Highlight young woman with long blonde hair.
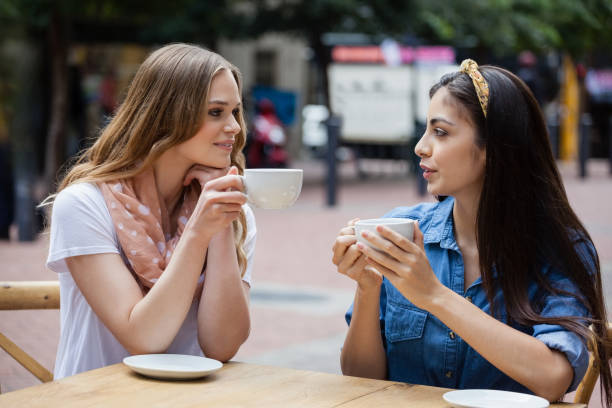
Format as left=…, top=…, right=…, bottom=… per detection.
left=45, top=43, right=256, bottom=378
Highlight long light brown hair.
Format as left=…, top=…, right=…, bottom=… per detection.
left=48, top=43, right=249, bottom=275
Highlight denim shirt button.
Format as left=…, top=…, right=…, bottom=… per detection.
left=449, top=331, right=456, bottom=340
left=445, top=370, right=453, bottom=378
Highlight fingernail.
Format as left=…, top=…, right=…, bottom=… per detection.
left=361, top=231, right=369, bottom=237
left=356, top=243, right=365, bottom=250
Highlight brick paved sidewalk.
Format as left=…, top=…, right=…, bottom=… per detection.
left=1, top=158, right=611, bottom=406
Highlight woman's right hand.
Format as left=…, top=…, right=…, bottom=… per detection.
left=332, top=218, right=383, bottom=290
left=183, top=165, right=246, bottom=243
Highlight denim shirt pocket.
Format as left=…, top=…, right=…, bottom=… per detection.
left=385, top=297, right=428, bottom=342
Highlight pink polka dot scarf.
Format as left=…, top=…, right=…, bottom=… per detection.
left=99, top=168, right=198, bottom=289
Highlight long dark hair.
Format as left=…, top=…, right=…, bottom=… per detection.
left=430, top=66, right=611, bottom=404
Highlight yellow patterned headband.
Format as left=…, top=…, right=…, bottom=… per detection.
left=459, top=59, right=489, bottom=118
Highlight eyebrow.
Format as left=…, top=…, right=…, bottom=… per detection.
left=429, top=117, right=455, bottom=126
left=208, top=100, right=241, bottom=107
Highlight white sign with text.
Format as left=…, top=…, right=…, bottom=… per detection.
left=328, top=64, right=414, bottom=143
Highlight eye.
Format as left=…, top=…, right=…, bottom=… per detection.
left=208, top=109, right=222, bottom=117
left=433, top=127, right=448, bottom=137
left=232, top=108, right=240, bottom=117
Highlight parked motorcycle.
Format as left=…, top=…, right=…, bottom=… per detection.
left=246, top=99, right=288, bottom=168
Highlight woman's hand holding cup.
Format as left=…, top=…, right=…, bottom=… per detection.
left=332, top=218, right=383, bottom=291
left=355, top=221, right=446, bottom=310
left=183, top=165, right=247, bottom=244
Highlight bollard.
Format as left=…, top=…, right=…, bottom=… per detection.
left=7, top=39, right=42, bottom=241
left=608, top=116, right=612, bottom=175
left=546, top=110, right=560, bottom=159
left=15, top=176, right=35, bottom=241
left=547, top=121, right=560, bottom=159
left=412, top=122, right=427, bottom=197
left=416, top=164, right=427, bottom=197
left=325, top=115, right=342, bottom=207
left=579, top=113, right=592, bottom=179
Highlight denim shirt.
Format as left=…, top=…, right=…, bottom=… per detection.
left=345, top=197, right=591, bottom=393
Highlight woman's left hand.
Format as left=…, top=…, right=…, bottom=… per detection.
left=183, top=165, right=231, bottom=190
left=180, top=165, right=246, bottom=244
left=356, top=222, right=447, bottom=310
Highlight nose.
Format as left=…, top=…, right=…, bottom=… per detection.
left=414, top=133, right=431, bottom=158
left=224, top=115, right=241, bottom=135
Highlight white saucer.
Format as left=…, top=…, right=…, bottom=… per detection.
left=123, top=354, right=223, bottom=380
left=442, top=389, right=550, bottom=408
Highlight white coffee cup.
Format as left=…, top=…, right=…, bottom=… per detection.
left=354, top=218, right=415, bottom=250
left=241, top=169, right=303, bottom=209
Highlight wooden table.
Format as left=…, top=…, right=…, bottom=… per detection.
left=0, top=362, right=585, bottom=407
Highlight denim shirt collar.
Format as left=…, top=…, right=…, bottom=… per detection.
left=422, top=197, right=459, bottom=252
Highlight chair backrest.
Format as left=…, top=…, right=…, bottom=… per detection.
left=0, top=281, right=60, bottom=388
left=573, top=323, right=612, bottom=404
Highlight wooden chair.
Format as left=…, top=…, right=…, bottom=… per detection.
left=0, top=281, right=60, bottom=390
left=573, top=323, right=612, bottom=404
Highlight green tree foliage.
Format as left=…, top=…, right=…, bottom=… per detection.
left=414, top=0, right=612, bottom=57
left=0, top=0, right=247, bottom=46
left=243, top=0, right=612, bottom=57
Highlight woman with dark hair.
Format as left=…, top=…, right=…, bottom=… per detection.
left=332, top=59, right=611, bottom=403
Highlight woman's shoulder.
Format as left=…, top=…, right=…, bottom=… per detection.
left=383, top=201, right=443, bottom=222
left=52, top=182, right=108, bottom=220
left=55, top=182, right=103, bottom=205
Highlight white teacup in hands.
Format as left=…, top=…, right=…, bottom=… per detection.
left=241, top=169, right=303, bottom=209
left=354, top=218, right=415, bottom=251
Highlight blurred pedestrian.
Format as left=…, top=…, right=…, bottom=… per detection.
left=42, top=43, right=256, bottom=379
left=99, top=67, right=118, bottom=118
left=517, top=51, right=544, bottom=106
left=332, top=60, right=611, bottom=404
left=246, top=98, right=288, bottom=168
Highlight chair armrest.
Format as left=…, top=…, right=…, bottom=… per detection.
left=0, top=281, right=60, bottom=310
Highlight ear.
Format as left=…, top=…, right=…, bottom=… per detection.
left=473, top=142, right=486, bottom=173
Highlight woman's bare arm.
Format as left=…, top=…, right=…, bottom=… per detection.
left=67, top=228, right=210, bottom=354
left=197, top=226, right=250, bottom=362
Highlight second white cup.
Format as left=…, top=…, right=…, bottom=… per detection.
left=355, top=218, right=415, bottom=251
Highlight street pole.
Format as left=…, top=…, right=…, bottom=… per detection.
left=547, top=112, right=560, bottom=159
left=413, top=121, right=427, bottom=196
left=608, top=116, right=612, bottom=175
left=6, top=39, right=42, bottom=241
left=579, top=113, right=592, bottom=179
left=325, top=115, right=341, bottom=207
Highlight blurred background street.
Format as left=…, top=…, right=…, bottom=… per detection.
left=1, top=0, right=612, bottom=406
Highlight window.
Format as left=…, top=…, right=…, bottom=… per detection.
left=255, top=50, right=277, bottom=87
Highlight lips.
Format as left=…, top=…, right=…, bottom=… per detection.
left=214, top=140, right=235, bottom=150
left=420, top=163, right=436, bottom=179
left=420, top=163, right=436, bottom=172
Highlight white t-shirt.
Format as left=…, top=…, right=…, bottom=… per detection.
left=46, top=182, right=257, bottom=379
